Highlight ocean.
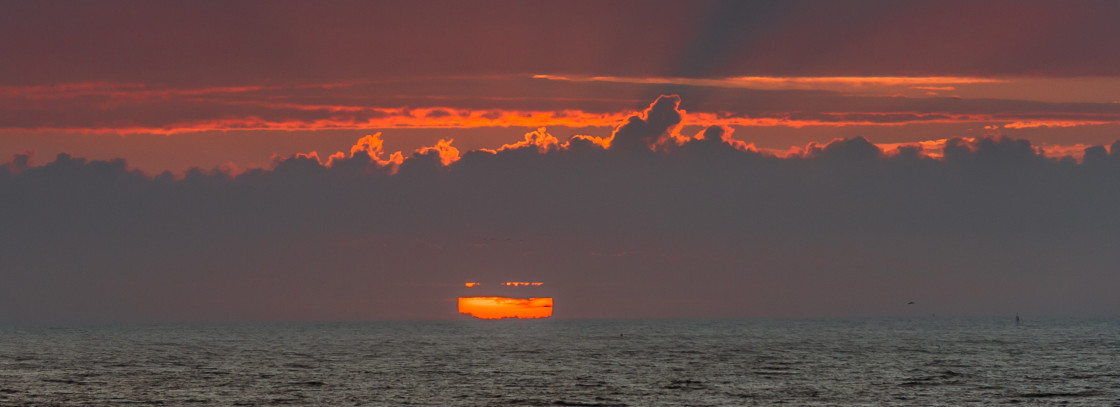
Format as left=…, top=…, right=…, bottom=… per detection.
left=1, top=317, right=1117, bottom=406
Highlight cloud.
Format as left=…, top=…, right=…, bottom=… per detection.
left=9, top=77, right=1120, bottom=144
left=606, top=95, right=684, bottom=152
left=3, top=96, right=1120, bottom=322
left=533, top=74, right=1003, bottom=91
left=1003, top=121, right=1109, bottom=129
left=414, top=139, right=461, bottom=167
left=488, top=128, right=561, bottom=154
left=2, top=151, right=32, bottom=174
left=329, top=133, right=404, bottom=172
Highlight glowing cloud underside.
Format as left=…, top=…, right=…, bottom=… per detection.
left=501, top=282, right=543, bottom=286
left=458, top=297, right=553, bottom=319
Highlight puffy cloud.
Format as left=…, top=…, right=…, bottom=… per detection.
left=330, top=133, right=405, bottom=172
left=415, top=139, right=461, bottom=167
left=2, top=151, right=32, bottom=174
left=606, top=95, right=683, bottom=152
left=490, top=128, right=561, bottom=154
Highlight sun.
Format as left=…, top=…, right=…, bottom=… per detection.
left=458, top=281, right=553, bottom=319
left=457, top=297, right=553, bottom=319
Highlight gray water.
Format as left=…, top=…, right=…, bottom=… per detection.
left=1, top=317, right=1118, bottom=406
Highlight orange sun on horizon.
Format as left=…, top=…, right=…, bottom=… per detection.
left=457, top=297, right=554, bottom=319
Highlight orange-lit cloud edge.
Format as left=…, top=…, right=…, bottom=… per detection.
left=531, top=74, right=1007, bottom=89
left=262, top=96, right=1112, bottom=175
left=5, top=86, right=1116, bottom=173
left=501, top=282, right=544, bottom=286
left=6, top=76, right=1120, bottom=136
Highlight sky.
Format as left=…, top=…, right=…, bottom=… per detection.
left=2, top=0, right=1120, bottom=322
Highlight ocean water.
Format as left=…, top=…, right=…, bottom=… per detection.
left=1, top=317, right=1117, bottom=406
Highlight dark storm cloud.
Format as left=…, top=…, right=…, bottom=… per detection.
left=3, top=96, right=1120, bottom=322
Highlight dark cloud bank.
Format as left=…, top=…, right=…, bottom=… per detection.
left=3, top=96, right=1119, bottom=323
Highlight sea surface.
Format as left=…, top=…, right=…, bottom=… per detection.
left=1, top=317, right=1118, bottom=406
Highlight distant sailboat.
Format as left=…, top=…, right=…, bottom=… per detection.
left=1015, top=313, right=1021, bottom=325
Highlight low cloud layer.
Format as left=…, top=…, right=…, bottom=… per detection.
left=7, top=75, right=1120, bottom=176
left=6, top=77, right=1120, bottom=134
left=3, top=96, right=1119, bottom=322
